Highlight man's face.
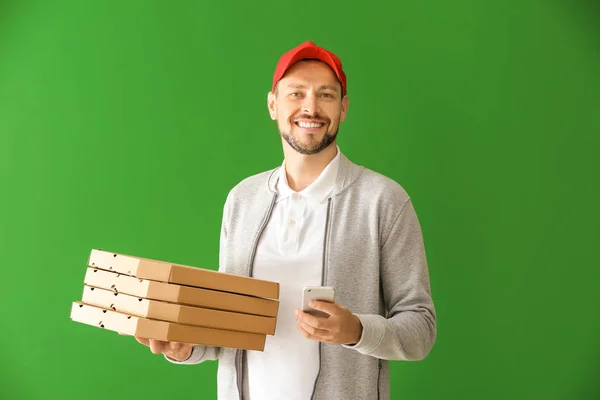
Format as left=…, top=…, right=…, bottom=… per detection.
left=268, top=60, right=349, bottom=155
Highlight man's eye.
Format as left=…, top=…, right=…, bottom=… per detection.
left=321, top=93, right=333, bottom=98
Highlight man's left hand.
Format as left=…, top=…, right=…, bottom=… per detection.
left=295, top=301, right=363, bottom=345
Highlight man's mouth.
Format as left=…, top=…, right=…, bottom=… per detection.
left=294, top=120, right=326, bottom=129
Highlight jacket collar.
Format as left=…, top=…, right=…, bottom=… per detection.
left=276, top=148, right=341, bottom=204
left=267, top=147, right=364, bottom=199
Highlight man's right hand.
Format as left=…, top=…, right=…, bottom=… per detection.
left=133, top=336, right=194, bottom=362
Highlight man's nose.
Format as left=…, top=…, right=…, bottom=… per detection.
left=301, top=95, right=319, bottom=115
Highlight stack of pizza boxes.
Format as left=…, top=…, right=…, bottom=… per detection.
left=70, top=249, right=279, bottom=351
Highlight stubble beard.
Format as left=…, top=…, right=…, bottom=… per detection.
left=279, top=125, right=338, bottom=155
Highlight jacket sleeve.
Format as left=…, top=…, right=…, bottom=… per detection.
left=343, top=198, right=437, bottom=361
left=165, top=191, right=233, bottom=365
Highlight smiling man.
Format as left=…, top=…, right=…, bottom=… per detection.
left=135, top=41, right=437, bottom=400
left=270, top=55, right=347, bottom=159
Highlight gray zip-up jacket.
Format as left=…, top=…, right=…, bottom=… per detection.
left=168, top=153, right=437, bottom=399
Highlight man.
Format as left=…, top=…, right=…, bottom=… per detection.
left=133, top=41, right=437, bottom=399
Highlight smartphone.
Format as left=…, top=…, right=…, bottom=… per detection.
left=301, top=286, right=335, bottom=318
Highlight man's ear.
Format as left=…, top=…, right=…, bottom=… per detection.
left=340, top=95, right=349, bottom=123
left=267, top=91, right=277, bottom=120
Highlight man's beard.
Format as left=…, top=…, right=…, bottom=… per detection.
left=279, top=126, right=338, bottom=155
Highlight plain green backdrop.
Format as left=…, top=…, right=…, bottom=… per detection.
left=0, top=0, right=598, bottom=399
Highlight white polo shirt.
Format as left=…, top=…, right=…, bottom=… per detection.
left=244, top=148, right=341, bottom=400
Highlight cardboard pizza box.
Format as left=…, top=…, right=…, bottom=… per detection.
left=70, top=302, right=266, bottom=351
left=81, top=285, right=276, bottom=335
left=88, top=249, right=279, bottom=300
left=83, top=267, right=279, bottom=318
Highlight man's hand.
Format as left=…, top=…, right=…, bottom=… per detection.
left=132, top=336, right=194, bottom=362
left=295, top=301, right=363, bottom=345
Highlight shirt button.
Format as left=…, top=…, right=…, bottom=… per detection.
left=293, top=194, right=301, bottom=200
left=290, top=219, right=296, bottom=225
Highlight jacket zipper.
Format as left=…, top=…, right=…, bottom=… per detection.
left=236, top=192, right=277, bottom=399
left=310, top=197, right=333, bottom=400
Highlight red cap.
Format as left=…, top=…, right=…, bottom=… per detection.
left=272, top=41, right=347, bottom=96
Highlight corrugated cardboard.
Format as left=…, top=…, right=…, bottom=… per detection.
left=70, top=302, right=266, bottom=351
left=88, top=249, right=279, bottom=300
left=83, top=267, right=279, bottom=318
left=81, top=285, right=276, bottom=335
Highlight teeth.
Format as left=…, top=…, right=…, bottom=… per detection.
left=297, top=122, right=323, bottom=128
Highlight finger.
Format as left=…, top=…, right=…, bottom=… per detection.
left=295, top=309, right=330, bottom=331
left=148, top=339, right=167, bottom=354
left=171, top=341, right=194, bottom=352
left=297, top=322, right=317, bottom=340
left=168, top=341, right=186, bottom=353
left=168, top=342, right=195, bottom=361
left=134, top=336, right=150, bottom=347
left=297, top=323, right=333, bottom=343
left=309, top=300, right=340, bottom=316
left=297, top=319, right=329, bottom=338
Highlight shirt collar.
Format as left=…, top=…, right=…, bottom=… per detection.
left=276, top=146, right=342, bottom=205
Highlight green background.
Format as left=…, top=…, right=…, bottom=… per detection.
left=1, top=0, right=598, bottom=399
